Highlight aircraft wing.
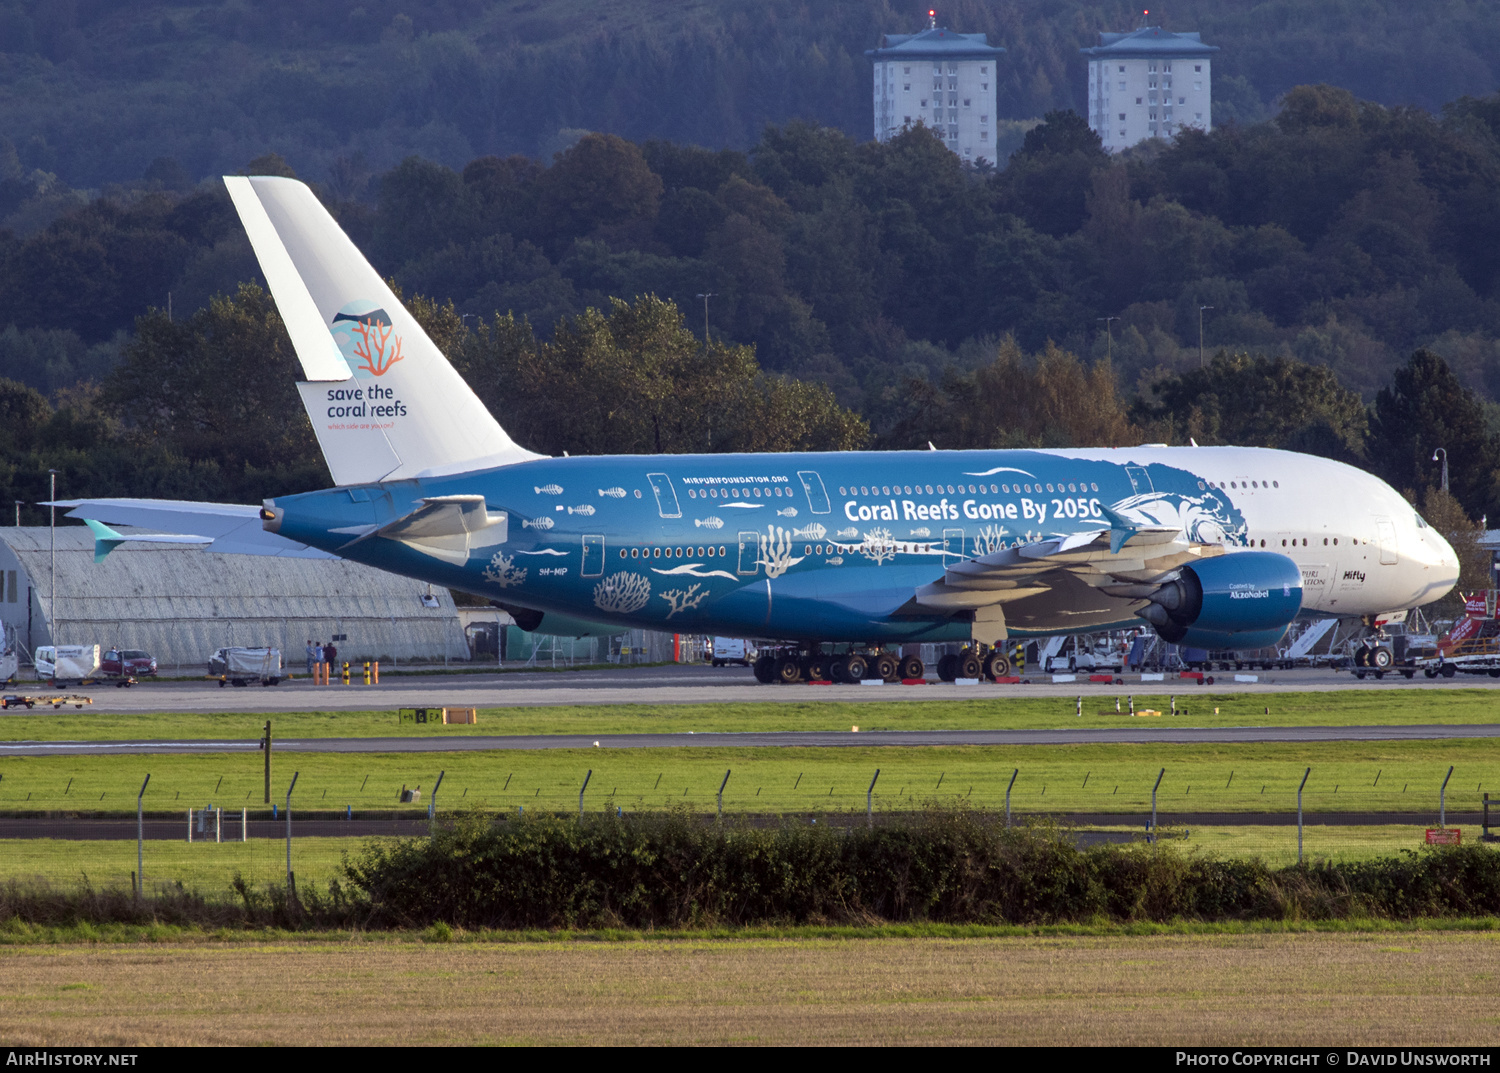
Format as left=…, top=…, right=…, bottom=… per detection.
left=911, top=508, right=1218, bottom=614
left=49, top=499, right=335, bottom=559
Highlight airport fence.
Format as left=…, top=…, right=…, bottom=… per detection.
left=0, top=761, right=1496, bottom=896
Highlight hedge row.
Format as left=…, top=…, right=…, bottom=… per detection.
left=340, top=810, right=1500, bottom=929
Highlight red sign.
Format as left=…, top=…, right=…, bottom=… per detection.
left=1464, top=595, right=1488, bottom=617
left=1425, top=828, right=1461, bottom=845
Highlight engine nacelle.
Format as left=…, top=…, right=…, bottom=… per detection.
left=1137, top=551, right=1303, bottom=651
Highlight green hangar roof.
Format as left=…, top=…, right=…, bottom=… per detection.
left=865, top=27, right=1005, bottom=62
left=1080, top=27, right=1219, bottom=59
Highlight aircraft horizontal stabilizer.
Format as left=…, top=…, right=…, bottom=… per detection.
left=51, top=500, right=335, bottom=559
left=341, top=495, right=508, bottom=566
left=83, top=518, right=212, bottom=563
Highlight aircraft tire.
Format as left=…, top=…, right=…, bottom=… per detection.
left=936, top=654, right=957, bottom=682
left=983, top=653, right=1011, bottom=679
left=898, top=655, right=925, bottom=680
left=843, top=654, right=868, bottom=682
left=775, top=656, right=803, bottom=684
left=957, top=653, right=982, bottom=680
left=752, top=656, right=776, bottom=684
left=804, top=655, right=830, bottom=682
left=871, top=653, right=899, bottom=681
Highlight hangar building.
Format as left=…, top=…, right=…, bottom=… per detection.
left=0, top=527, right=469, bottom=670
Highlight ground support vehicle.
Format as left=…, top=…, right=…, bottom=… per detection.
left=2, top=693, right=93, bottom=710
left=1415, top=637, right=1500, bottom=680
left=34, top=645, right=101, bottom=688
left=209, top=647, right=283, bottom=687
left=710, top=638, right=757, bottom=668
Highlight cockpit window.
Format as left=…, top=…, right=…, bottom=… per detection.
left=1415, top=512, right=1429, bottom=529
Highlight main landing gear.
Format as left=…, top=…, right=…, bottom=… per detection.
left=751, top=645, right=924, bottom=684
left=935, top=644, right=1013, bottom=682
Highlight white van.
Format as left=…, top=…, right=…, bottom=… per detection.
left=35, top=644, right=101, bottom=686
left=711, top=638, right=757, bottom=668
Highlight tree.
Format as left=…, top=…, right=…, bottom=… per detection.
left=455, top=295, right=866, bottom=456
left=106, top=283, right=328, bottom=500
left=1133, top=353, right=1368, bottom=461
left=884, top=339, right=1136, bottom=450
left=1368, top=349, right=1499, bottom=519
left=535, top=134, right=662, bottom=250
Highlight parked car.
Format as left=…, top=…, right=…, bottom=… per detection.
left=101, top=648, right=157, bottom=679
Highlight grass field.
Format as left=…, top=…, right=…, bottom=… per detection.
left=3, top=932, right=1499, bottom=1045
left=0, top=837, right=373, bottom=896
left=3, top=687, right=1500, bottom=742
left=2, top=738, right=1495, bottom=816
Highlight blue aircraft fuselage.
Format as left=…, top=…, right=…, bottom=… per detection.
left=267, top=446, right=1273, bottom=644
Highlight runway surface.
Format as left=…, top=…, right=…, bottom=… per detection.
left=6, top=723, right=1500, bottom=756
left=5, top=662, right=1499, bottom=714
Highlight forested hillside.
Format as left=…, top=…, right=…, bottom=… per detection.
left=6, top=81, right=1500, bottom=556
left=1, top=0, right=1497, bottom=192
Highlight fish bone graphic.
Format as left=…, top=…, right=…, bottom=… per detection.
left=695, top=517, right=725, bottom=530
left=533, top=484, right=563, bottom=495
left=522, top=516, right=555, bottom=530
left=598, top=487, right=627, bottom=498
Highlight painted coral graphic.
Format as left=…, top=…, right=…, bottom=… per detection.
left=481, top=551, right=526, bottom=588
left=594, top=572, right=651, bottom=614
left=859, top=528, right=896, bottom=565
left=971, top=524, right=1008, bottom=556
left=660, top=583, right=708, bottom=618
left=758, top=526, right=802, bottom=578
left=350, top=317, right=404, bottom=376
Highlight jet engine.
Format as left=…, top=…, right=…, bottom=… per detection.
left=1135, top=551, right=1303, bottom=651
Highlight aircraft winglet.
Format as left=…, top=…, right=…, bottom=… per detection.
left=82, top=518, right=214, bottom=563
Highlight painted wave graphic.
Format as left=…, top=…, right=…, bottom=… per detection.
left=962, top=466, right=1036, bottom=478
left=651, top=563, right=738, bottom=580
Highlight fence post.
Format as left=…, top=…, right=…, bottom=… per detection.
left=136, top=774, right=150, bottom=899
left=428, top=770, right=445, bottom=829
left=579, top=769, right=592, bottom=818
left=285, top=771, right=299, bottom=895
left=867, top=769, right=880, bottom=827
left=186, top=808, right=192, bottom=843
left=241, top=807, right=246, bottom=843
left=215, top=804, right=221, bottom=844
left=1005, top=768, right=1018, bottom=828
left=1150, top=768, right=1165, bottom=841
left=262, top=720, right=272, bottom=804
left=1297, top=767, right=1311, bottom=863
left=1440, top=764, right=1454, bottom=828
left=717, top=769, right=731, bottom=821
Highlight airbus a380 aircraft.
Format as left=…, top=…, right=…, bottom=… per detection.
left=59, top=177, right=1460, bottom=683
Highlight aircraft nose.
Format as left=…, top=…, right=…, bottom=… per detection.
left=1425, top=529, right=1462, bottom=602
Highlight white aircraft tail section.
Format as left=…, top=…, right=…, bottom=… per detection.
left=223, top=175, right=541, bottom=485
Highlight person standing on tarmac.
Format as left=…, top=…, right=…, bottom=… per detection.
left=305, top=640, right=317, bottom=675
left=324, top=640, right=338, bottom=674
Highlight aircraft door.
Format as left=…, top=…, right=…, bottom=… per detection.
left=1124, top=465, right=1154, bottom=495
left=943, top=527, right=965, bottom=563
left=737, top=531, right=761, bottom=576
left=1375, top=519, right=1398, bottom=565
left=581, top=535, right=604, bottom=577
left=647, top=473, right=681, bottom=518
left=797, top=471, right=831, bottom=514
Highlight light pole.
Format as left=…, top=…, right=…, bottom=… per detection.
left=1432, top=448, right=1449, bottom=495
left=1097, top=315, right=1118, bottom=361
left=13, top=501, right=19, bottom=526
left=1198, top=306, right=1214, bottom=369
left=695, top=292, right=717, bottom=344
left=48, top=469, right=57, bottom=648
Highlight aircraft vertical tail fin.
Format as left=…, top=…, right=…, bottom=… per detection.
left=223, top=175, right=542, bottom=485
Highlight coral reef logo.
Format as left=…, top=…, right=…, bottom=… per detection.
left=331, top=301, right=404, bottom=377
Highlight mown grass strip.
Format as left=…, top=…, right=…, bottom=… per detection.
left=3, top=687, right=1499, bottom=742
left=3, top=737, right=1497, bottom=815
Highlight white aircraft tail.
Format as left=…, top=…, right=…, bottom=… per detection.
left=223, top=175, right=541, bottom=485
